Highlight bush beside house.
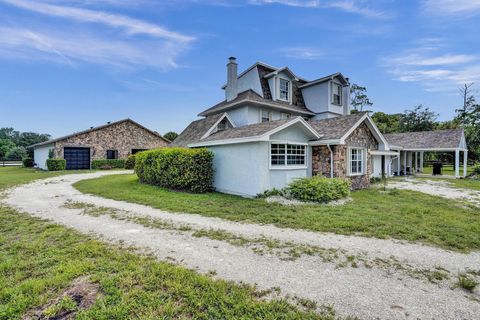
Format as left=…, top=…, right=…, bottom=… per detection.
left=22, top=157, right=34, bottom=167
left=46, top=159, right=66, bottom=171
left=125, top=154, right=136, bottom=169
left=287, top=176, right=351, bottom=203
left=135, top=147, right=214, bottom=193
left=92, top=159, right=126, bottom=170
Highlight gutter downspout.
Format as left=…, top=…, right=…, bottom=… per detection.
left=327, top=144, right=334, bottom=178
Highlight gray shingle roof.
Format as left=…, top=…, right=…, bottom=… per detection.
left=308, top=112, right=367, bottom=140
left=30, top=118, right=169, bottom=148
left=384, top=129, right=464, bottom=150
left=170, top=113, right=225, bottom=147
left=198, top=90, right=315, bottom=117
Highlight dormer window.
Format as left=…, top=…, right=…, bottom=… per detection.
left=261, top=110, right=271, bottom=123
left=216, top=118, right=231, bottom=131
left=279, top=78, right=290, bottom=101
left=331, top=82, right=343, bottom=105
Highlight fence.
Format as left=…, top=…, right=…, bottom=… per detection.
left=0, top=159, right=23, bottom=167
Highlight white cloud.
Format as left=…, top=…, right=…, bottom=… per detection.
left=1, top=0, right=194, bottom=42
left=248, top=0, right=389, bottom=19
left=383, top=40, right=480, bottom=92
left=280, top=46, right=323, bottom=60
left=0, top=26, right=187, bottom=70
left=423, top=0, right=480, bottom=16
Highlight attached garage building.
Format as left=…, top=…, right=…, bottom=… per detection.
left=31, top=119, right=169, bottom=170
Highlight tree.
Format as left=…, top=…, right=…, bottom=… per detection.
left=0, top=128, right=19, bottom=142
left=398, top=105, right=438, bottom=132
left=350, top=84, right=373, bottom=112
left=5, top=146, right=27, bottom=161
left=163, top=131, right=178, bottom=142
left=0, top=139, right=15, bottom=159
left=456, top=83, right=475, bottom=126
left=16, top=132, right=50, bottom=148
left=371, top=112, right=401, bottom=134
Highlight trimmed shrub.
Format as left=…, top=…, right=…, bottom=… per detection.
left=287, top=176, right=351, bottom=203
left=472, top=163, right=480, bottom=175
left=92, top=159, right=126, bottom=170
left=22, top=157, right=34, bottom=168
left=135, top=147, right=214, bottom=193
left=125, top=154, right=136, bottom=169
left=47, top=159, right=66, bottom=171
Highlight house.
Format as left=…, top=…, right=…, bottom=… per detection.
left=31, top=119, right=169, bottom=170
left=172, top=57, right=468, bottom=197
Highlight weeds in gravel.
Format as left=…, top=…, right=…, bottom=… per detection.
left=63, top=201, right=458, bottom=286
left=457, top=274, right=478, bottom=292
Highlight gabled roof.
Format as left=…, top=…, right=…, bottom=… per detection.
left=299, top=72, right=349, bottom=89
left=384, top=129, right=466, bottom=150
left=221, top=62, right=278, bottom=89
left=264, top=67, right=304, bottom=81
left=189, top=117, right=321, bottom=147
left=198, top=90, right=315, bottom=117
left=30, top=119, right=169, bottom=148
left=308, top=112, right=388, bottom=148
left=171, top=113, right=225, bottom=147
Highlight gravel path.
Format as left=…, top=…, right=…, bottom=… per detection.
left=3, top=171, right=480, bottom=320
left=388, top=177, right=480, bottom=206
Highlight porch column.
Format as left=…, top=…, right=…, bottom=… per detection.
left=397, top=152, right=401, bottom=176
left=409, top=151, right=413, bottom=174
left=464, top=150, right=468, bottom=178
left=420, top=151, right=424, bottom=173
left=455, top=149, right=460, bottom=178
left=403, top=151, right=407, bottom=175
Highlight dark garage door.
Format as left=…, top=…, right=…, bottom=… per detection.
left=64, top=147, right=90, bottom=170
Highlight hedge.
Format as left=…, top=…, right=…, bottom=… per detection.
left=135, top=147, right=214, bottom=193
left=46, top=159, right=66, bottom=171
left=287, top=176, right=351, bottom=203
left=92, top=159, right=126, bottom=170
left=125, top=154, right=136, bottom=169
left=22, top=157, right=34, bottom=168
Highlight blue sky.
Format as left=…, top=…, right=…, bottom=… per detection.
left=1, top=0, right=479, bottom=137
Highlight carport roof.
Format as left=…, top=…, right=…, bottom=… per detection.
left=29, top=118, right=169, bottom=148
left=384, top=129, right=466, bottom=150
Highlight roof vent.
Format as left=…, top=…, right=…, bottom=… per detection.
left=107, top=121, right=111, bottom=124
left=90, top=126, right=94, bottom=129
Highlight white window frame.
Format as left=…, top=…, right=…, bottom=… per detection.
left=331, top=82, right=343, bottom=106
left=278, top=78, right=290, bottom=102
left=348, top=147, right=366, bottom=176
left=260, top=109, right=271, bottom=123
left=269, top=142, right=308, bottom=170
left=280, top=112, right=291, bottom=120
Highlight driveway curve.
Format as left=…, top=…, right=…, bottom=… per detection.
left=3, top=171, right=480, bottom=320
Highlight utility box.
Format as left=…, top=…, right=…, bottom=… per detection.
left=432, top=162, right=443, bottom=175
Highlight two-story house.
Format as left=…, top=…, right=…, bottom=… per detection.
left=172, top=58, right=468, bottom=196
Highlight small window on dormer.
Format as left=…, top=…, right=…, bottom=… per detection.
left=279, top=78, right=290, bottom=101
left=280, top=112, right=291, bottom=120
left=217, top=118, right=231, bottom=131
left=332, top=82, right=343, bottom=105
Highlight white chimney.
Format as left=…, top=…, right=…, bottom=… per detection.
left=226, top=57, right=238, bottom=102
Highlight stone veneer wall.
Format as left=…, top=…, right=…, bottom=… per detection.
left=53, top=121, right=168, bottom=160
left=312, top=122, right=378, bottom=190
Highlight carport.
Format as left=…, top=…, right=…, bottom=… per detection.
left=384, top=129, right=468, bottom=178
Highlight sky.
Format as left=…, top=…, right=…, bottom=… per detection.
left=1, top=0, right=479, bottom=137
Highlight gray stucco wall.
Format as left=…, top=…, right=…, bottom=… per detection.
left=34, top=143, right=54, bottom=170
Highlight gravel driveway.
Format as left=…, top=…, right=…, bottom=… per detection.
left=3, top=171, right=480, bottom=320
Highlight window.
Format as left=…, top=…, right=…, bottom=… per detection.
left=106, top=149, right=118, bottom=159
left=280, top=112, right=291, bottom=120
left=349, top=148, right=364, bottom=175
left=271, top=143, right=306, bottom=167
left=279, top=78, right=290, bottom=101
left=331, top=82, right=343, bottom=105
left=261, top=110, right=271, bottom=123
left=216, top=118, right=231, bottom=131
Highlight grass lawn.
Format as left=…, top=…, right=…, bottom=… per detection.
left=75, top=174, right=480, bottom=252
left=0, top=169, right=327, bottom=319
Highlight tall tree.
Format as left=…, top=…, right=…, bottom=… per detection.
left=371, top=112, right=401, bottom=134
left=350, top=84, right=373, bottom=112
left=163, top=131, right=179, bottom=142
left=456, top=83, right=475, bottom=126
left=398, top=105, right=438, bottom=132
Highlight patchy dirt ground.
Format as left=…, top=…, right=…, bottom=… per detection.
left=388, top=177, right=480, bottom=207
left=4, top=172, right=480, bottom=320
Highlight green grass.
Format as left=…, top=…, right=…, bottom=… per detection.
left=0, top=167, right=95, bottom=191
left=421, top=165, right=475, bottom=176
left=0, top=165, right=333, bottom=319
left=74, top=174, right=480, bottom=252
